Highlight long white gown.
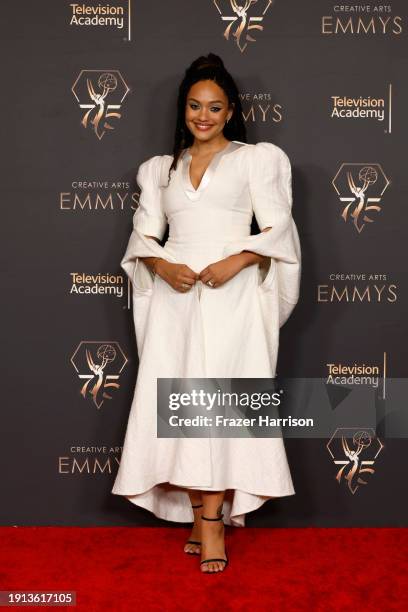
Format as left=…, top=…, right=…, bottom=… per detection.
left=111, top=140, right=301, bottom=527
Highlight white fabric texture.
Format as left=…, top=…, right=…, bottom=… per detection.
left=111, top=140, right=301, bottom=526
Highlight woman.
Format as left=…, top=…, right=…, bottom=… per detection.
left=112, top=54, right=301, bottom=574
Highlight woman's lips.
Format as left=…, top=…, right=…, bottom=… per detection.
left=194, top=123, right=213, bottom=131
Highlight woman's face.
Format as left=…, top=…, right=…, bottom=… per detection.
left=185, top=79, right=233, bottom=143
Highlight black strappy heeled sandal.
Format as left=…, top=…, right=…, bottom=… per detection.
left=200, top=514, right=229, bottom=572
left=184, top=503, right=203, bottom=555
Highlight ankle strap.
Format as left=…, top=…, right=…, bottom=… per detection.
left=201, top=514, right=224, bottom=521
left=191, top=503, right=203, bottom=509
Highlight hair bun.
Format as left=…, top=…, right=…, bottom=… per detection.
left=188, top=53, right=225, bottom=74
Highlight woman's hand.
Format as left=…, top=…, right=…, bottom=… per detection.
left=155, top=259, right=199, bottom=293
left=199, top=252, right=268, bottom=288
left=199, top=228, right=272, bottom=288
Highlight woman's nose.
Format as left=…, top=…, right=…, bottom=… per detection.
left=197, top=109, right=209, bottom=121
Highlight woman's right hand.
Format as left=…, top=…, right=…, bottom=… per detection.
left=156, top=259, right=199, bottom=293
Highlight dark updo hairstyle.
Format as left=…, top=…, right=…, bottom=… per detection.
left=167, top=53, right=247, bottom=183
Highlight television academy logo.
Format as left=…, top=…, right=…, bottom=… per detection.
left=213, top=0, right=274, bottom=53
left=69, top=272, right=125, bottom=300
left=326, top=427, right=384, bottom=494
left=69, top=1, right=131, bottom=40
left=325, top=361, right=381, bottom=390
left=72, top=70, right=130, bottom=140
left=71, top=342, right=128, bottom=409
left=332, top=163, right=390, bottom=233
left=329, top=85, right=392, bottom=134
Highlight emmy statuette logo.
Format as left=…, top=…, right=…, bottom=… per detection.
left=71, top=341, right=128, bottom=409
left=72, top=70, right=130, bottom=140
left=326, top=428, right=384, bottom=494
left=213, top=0, right=274, bottom=53
left=332, top=163, right=390, bottom=233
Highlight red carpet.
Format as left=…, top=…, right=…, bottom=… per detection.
left=0, top=527, right=407, bottom=611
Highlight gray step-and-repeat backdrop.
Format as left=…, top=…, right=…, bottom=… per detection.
left=1, top=1, right=407, bottom=527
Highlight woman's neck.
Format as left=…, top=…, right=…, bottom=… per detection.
left=188, top=136, right=231, bottom=157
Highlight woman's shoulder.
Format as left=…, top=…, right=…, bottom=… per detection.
left=136, top=153, right=173, bottom=184
left=238, top=141, right=290, bottom=166
left=138, top=153, right=172, bottom=171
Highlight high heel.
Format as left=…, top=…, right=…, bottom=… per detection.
left=200, top=514, right=228, bottom=572
left=184, top=503, right=203, bottom=555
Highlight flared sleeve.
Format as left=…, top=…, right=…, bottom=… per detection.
left=120, top=155, right=178, bottom=291
left=222, top=142, right=301, bottom=327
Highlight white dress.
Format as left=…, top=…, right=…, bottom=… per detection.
left=111, top=140, right=301, bottom=527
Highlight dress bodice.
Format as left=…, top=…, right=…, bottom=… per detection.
left=160, top=140, right=252, bottom=243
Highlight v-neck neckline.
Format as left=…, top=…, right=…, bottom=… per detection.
left=186, top=140, right=233, bottom=192
left=180, top=140, right=240, bottom=201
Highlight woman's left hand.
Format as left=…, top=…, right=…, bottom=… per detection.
left=199, top=254, right=253, bottom=288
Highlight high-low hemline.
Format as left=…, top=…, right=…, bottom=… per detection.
left=112, top=478, right=296, bottom=527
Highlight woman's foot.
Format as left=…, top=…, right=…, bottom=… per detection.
left=184, top=504, right=202, bottom=554
left=200, top=515, right=227, bottom=573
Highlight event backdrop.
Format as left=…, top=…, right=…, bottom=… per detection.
left=1, top=0, right=407, bottom=527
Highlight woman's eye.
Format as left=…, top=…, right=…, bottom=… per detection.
left=189, top=104, right=222, bottom=112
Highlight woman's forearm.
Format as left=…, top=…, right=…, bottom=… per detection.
left=229, top=251, right=268, bottom=269
left=138, top=235, right=164, bottom=275
left=140, top=256, right=163, bottom=275
left=228, top=226, right=272, bottom=270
